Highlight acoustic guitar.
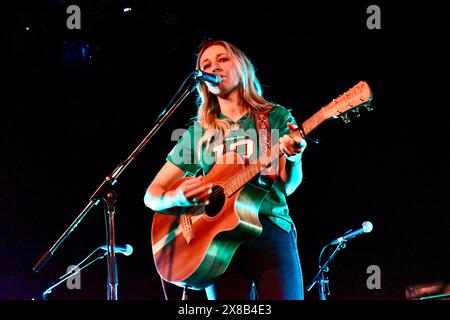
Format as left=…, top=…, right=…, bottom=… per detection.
left=151, top=81, right=373, bottom=289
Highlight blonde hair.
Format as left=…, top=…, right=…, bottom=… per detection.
left=195, top=39, right=273, bottom=150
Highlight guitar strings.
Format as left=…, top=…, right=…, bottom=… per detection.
left=184, top=130, right=306, bottom=216
left=184, top=130, right=304, bottom=216
left=182, top=138, right=290, bottom=217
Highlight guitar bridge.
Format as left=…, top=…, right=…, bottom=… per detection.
left=181, top=213, right=195, bottom=244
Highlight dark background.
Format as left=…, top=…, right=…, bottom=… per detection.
left=2, top=0, right=449, bottom=300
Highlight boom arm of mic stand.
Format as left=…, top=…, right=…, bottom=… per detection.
left=33, top=200, right=99, bottom=272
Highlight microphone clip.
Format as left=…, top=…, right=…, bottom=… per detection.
left=192, top=70, right=222, bottom=86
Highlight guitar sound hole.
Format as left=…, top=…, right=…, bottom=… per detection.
left=204, top=186, right=225, bottom=217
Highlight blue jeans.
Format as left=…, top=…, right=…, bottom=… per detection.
left=205, top=215, right=304, bottom=300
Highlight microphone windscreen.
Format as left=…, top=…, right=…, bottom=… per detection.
left=362, top=221, right=373, bottom=233
left=124, top=244, right=133, bottom=256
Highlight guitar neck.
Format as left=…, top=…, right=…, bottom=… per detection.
left=224, top=112, right=325, bottom=196
left=302, top=106, right=330, bottom=136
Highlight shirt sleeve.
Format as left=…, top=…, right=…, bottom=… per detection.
left=166, top=123, right=203, bottom=176
left=270, top=105, right=298, bottom=139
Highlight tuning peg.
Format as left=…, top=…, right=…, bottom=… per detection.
left=340, top=114, right=351, bottom=124
left=353, top=109, right=361, bottom=117
left=365, top=105, right=374, bottom=111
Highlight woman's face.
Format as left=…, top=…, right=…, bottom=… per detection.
left=199, top=44, right=240, bottom=97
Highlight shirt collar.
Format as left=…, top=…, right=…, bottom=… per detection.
left=218, top=112, right=250, bottom=124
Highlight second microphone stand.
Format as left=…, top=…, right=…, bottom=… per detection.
left=306, top=241, right=347, bottom=300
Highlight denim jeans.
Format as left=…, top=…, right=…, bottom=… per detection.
left=205, top=215, right=304, bottom=300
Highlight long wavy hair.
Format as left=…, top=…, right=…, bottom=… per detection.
left=195, top=39, right=273, bottom=150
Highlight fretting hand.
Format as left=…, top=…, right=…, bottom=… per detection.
left=279, top=122, right=307, bottom=163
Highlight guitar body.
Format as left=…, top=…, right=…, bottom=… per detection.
left=151, top=153, right=269, bottom=290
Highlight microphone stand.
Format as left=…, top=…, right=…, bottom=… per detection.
left=306, top=241, right=347, bottom=300
left=33, top=71, right=201, bottom=300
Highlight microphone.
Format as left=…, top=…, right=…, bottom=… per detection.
left=193, top=70, right=222, bottom=86
left=98, top=244, right=133, bottom=256
left=328, top=221, right=373, bottom=245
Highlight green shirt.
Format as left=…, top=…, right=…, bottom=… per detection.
left=166, top=104, right=299, bottom=232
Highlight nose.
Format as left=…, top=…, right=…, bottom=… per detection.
left=212, top=66, right=220, bottom=73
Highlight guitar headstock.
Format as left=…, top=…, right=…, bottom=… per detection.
left=323, top=81, right=373, bottom=123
